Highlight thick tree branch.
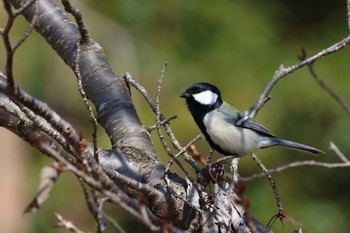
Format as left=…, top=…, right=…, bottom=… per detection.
left=0, top=92, right=80, bottom=166
left=7, top=0, right=157, bottom=165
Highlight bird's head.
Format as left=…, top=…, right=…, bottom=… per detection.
left=180, top=82, right=223, bottom=112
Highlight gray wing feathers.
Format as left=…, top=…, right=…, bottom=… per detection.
left=238, top=118, right=276, bottom=137
left=218, top=102, right=276, bottom=137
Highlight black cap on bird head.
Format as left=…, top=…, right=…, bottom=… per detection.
left=180, top=82, right=223, bottom=111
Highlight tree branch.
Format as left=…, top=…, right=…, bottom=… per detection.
left=8, top=0, right=157, bottom=165
left=246, top=35, right=350, bottom=118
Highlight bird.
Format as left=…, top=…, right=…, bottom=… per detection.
left=180, top=82, right=323, bottom=157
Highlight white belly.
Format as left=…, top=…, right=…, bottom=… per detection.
left=203, top=111, right=260, bottom=155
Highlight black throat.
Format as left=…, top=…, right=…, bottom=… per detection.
left=185, top=97, right=231, bottom=155
left=186, top=97, right=222, bottom=121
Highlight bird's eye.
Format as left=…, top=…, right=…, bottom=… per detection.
left=192, top=87, right=200, bottom=94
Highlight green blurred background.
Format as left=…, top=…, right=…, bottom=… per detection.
left=1, top=0, right=350, bottom=232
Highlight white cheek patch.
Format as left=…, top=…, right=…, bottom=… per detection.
left=193, top=90, right=218, bottom=106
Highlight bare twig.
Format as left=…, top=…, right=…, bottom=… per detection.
left=147, top=115, right=177, bottom=131
left=12, top=0, right=37, bottom=16
left=74, top=39, right=99, bottom=162
left=39, top=139, right=160, bottom=232
left=107, top=168, right=164, bottom=203
left=124, top=72, right=201, bottom=172
left=165, top=135, right=201, bottom=173
left=246, top=35, right=350, bottom=118
left=2, top=0, right=38, bottom=89
left=102, top=212, right=126, bottom=233
left=138, top=195, right=155, bottom=231
left=241, top=160, right=350, bottom=182
left=12, top=0, right=39, bottom=51
left=61, top=0, right=90, bottom=43
left=330, top=141, right=349, bottom=162
left=0, top=95, right=80, bottom=166
left=154, top=63, right=193, bottom=177
left=2, top=0, right=16, bottom=87
left=154, top=64, right=208, bottom=211
left=98, top=198, right=127, bottom=233
left=124, top=73, right=155, bottom=112
left=79, top=179, right=106, bottom=233
left=298, top=47, right=350, bottom=116
left=1, top=0, right=81, bottom=160
left=24, top=162, right=62, bottom=214
left=54, top=212, right=86, bottom=233
left=174, top=135, right=202, bottom=160
left=155, top=64, right=174, bottom=156
left=0, top=76, right=81, bottom=155
left=310, top=66, right=350, bottom=115
left=20, top=105, right=78, bottom=158
left=347, top=0, right=350, bottom=30
left=250, top=154, right=283, bottom=214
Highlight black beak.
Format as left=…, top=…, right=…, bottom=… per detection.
left=180, top=92, right=190, bottom=98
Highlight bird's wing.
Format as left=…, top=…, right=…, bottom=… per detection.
left=218, top=102, right=276, bottom=137
left=238, top=117, right=276, bottom=137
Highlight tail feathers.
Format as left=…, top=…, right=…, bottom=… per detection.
left=260, top=137, right=324, bottom=155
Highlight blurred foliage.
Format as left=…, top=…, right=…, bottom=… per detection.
left=1, top=0, right=350, bottom=232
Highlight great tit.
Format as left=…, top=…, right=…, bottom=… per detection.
left=180, top=82, right=323, bottom=157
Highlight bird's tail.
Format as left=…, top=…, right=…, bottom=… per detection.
left=260, top=137, right=324, bottom=155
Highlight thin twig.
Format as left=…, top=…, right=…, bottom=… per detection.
left=38, top=140, right=160, bottom=232
left=2, top=0, right=38, bottom=89
left=241, top=160, right=350, bottom=182
left=138, top=196, right=155, bottom=231
left=347, top=0, right=350, bottom=30
left=250, top=153, right=283, bottom=214
left=54, top=212, right=86, bottom=233
left=98, top=198, right=127, bottom=233
left=103, top=212, right=126, bottom=233
left=155, top=64, right=173, bottom=156
left=2, top=0, right=15, bottom=88
left=12, top=0, right=39, bottom=51
left=154, top=63, right=200, bottom=185
left=107, top=169, right=163, bottom=202
left=154, top=64, right=207, bottom=210
left=329, top=141, right=349, bottom=162
left=124, top=72, right=201, bottom=172
left=79, top=179, right=106, bottom=233
left=61, top=0, right=90, bottom=44
left=147, top=115, right=177, bottom=131
left=310, top=66, right=350, bottom=116
left=155, top=63, right=193, bottom=177
left=174, top=135, right=202, bottom=160
left=74, top=39, right=99, bottom=162
left=20, top=105, right=78, bottom=158
left=246, top=35, right=350, bottom=118
left=0, top=0, right=80, bottom=156
left=165, top=135, right=201, bottom=173
left=297, top=47, right=350, bottom=116
left=12, top=0, right=37, bottom=16
left=0, top=76, right=81, bottom=155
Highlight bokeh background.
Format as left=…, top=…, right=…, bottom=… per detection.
left=1, top=0, right=350, bottom=232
